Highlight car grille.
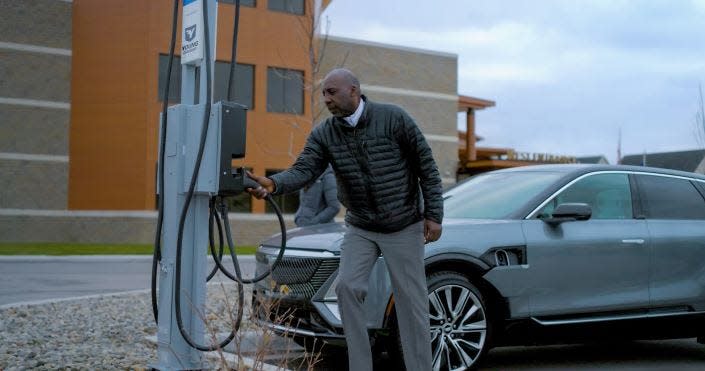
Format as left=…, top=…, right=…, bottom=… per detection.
left=257, top=254, right=339, bottom=299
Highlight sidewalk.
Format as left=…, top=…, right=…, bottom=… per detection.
left=0, top=255, right=255, bottom=306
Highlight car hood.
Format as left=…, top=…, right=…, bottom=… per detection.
left=260, top=222, right=347, bottom=252
left=260, top=219, right=526, bottom=257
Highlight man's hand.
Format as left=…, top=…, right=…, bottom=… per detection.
left=424, top=219, right=442, bottom=244
left=246, top=171, right=275, bottom=199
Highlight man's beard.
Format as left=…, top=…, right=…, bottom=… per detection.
left=328, top=107, right=350, bottom=117
left=328, top=105, right=353, bottom=117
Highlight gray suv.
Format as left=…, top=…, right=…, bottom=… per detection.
left=252, top=164, right=705, bottom=370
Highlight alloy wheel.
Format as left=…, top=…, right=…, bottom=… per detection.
left=428, top=283, right=487, bottom=371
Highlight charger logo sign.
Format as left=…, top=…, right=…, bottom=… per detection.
left=185, top=25, right=197, bottom=42
left=181, top=0, right=204, bottom=65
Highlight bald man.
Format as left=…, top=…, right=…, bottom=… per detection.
left=248, top=68, right=443, bottom=371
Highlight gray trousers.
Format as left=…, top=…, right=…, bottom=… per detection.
left=335, top=221, right=431, bottom=371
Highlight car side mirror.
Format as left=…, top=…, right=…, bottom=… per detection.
left=543, top=202, right=592, bottom=226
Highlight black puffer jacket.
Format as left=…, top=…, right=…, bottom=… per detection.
left=271, top=96, right=443, bottom=233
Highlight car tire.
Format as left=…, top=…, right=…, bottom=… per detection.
left=387, top=271, right=492, bottom=371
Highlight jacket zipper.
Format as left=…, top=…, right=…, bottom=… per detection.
left=353, top=127, right=377, bottom=215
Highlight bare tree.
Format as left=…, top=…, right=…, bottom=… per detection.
left=293, top=0, right=332, bottom=124
left=254, top=1, right=333, bottom=161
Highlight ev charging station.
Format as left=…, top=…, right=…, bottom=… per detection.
left=150, top=0, right=278, bottom=369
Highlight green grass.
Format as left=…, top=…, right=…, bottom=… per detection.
left=0, top=243, right=257, bottom=256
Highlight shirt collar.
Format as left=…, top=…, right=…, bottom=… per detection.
left=344, top=99, right=365, bottom=127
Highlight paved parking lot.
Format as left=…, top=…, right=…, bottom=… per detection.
left=3, top=256, right=705, bottom=370
left=0, top=255, right=254, bottom=306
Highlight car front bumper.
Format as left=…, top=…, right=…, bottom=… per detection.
left=253, top=246, right=393, bottom=341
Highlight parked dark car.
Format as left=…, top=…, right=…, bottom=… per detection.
left=252, top=164, right=705, bottom=370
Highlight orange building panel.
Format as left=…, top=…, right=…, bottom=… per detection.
left=69, top=0, right=321, bottom=211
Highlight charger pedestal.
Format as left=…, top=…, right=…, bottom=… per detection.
left=151, top=0, right=221, bottom=369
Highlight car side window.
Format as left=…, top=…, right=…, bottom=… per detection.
left=537, top=173, right=633, bottom=220
left=636, top=175, right=705, bottom=220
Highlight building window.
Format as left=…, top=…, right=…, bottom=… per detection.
left=265, top=169, right=300, bottom=214
left=218, top=0, right=256, bottom=7
left=158, top=55, right=182, bottom=102
left=268, top=0, right=304, bottom=15
left=214, top=62, right=254, bottom=108
left=226, top=192, right=252, bottom=213
left=158, top=55, right=254, bottom=109
left=267, top=67, right=304, bottom=114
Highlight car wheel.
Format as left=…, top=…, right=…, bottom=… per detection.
left=385, top=271, right=492, bottom=370
left=427, top=271, right=491, bottom=371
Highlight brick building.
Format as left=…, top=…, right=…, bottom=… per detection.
left=1, top=0, right=483, bottom=245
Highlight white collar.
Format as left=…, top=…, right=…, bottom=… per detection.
left=344, top=99, right=365, bottom=127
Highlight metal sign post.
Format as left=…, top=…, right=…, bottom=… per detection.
left=152, top=0, right=218, bottom=369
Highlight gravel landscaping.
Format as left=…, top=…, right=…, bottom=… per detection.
left=0, top=284, right=259, bottom=370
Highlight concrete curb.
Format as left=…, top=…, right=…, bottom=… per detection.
left=0, top=288, right=151, bottom=310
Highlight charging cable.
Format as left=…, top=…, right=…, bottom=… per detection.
left=152, top=0, right=289, bottom=352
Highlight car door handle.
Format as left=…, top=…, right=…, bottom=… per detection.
left=621, top=239, right=645, bottom=245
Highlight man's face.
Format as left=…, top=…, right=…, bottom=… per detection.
left=322, top=75, right=358, bottom=117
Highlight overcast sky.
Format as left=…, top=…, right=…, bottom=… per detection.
left=322, top=0, right=705, bottom=163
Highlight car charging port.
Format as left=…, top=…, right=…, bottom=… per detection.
left=495, top=249, right=510, bottom=266
left=482, top=246, right=526, bottom=267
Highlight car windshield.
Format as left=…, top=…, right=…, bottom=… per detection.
left=444, top=171, right=564, bottom=219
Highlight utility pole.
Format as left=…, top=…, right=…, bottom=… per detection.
left=617, top=127, right=622, bottom=165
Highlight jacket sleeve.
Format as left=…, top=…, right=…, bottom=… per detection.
left=399, top=110, right=444, bottom=224
left=270, top=128, right=329, bottom=195
left=312, top=168, right=341, bottom=224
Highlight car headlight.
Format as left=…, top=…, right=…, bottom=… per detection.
left=323, top=273, right=342, bottom=321
left=323, top=272, right=340, bottom=301
left=325, top=302, right=341, bottom=321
